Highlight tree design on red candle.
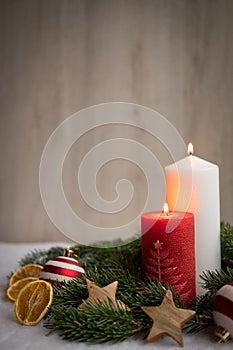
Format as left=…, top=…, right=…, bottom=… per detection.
left=145, top=240, right=190, bottom=302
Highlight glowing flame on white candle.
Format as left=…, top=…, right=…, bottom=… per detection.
left=188, top=142, right=194, bottom=156
left=163, top=203, right=169, bottom=215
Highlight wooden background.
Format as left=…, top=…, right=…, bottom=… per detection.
left=0, top=0, right=233, bottom=242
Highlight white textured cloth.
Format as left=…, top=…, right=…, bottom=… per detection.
left=0, top=242, right=231, bottom=350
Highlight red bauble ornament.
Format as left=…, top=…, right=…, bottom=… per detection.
left=39, top=249, right=85, bottom=283
left=212, top=282, right=233, bottom=337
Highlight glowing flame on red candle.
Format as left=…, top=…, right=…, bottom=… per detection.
left=188, top=142, right=194, bottom=155
left=163, top=203, right=169, bottom=216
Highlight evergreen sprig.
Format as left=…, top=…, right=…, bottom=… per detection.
left=14, top=222, right=233, bottom=343
left=45, top=300, right=142, bottom=343
left=184, top=291, right=216, bottom=333
left=221, top=222, right=233, bottom=268
left=200, top=267, right=233, bottom=292
left=19, top=246, right=64, bottom=266
left=52, top=277, right=88, bottom=307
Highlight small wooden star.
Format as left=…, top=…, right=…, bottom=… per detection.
left=141, top=290, right=196, bottom=347
left=79, top=279, right=128, bottom=310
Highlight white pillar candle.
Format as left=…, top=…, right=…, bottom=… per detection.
left=165, top=143, right=221, bottom=295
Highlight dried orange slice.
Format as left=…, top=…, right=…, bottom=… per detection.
left=9, top=264, right=43, bottom=286
left=14, top=280, right=53, bottom=326
left=7, top=277, right=38, bottom=302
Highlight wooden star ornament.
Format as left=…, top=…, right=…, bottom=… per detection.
left=79, top=279, right=129, bottom=310
left=141, top=290, right=196, bottom=347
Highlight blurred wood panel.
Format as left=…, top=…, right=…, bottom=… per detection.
left=0, top=0, right=232, bottom=242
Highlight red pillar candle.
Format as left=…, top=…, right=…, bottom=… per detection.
left=141, top=204, right=196, bottom=305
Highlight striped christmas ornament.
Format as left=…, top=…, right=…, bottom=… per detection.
left=39, top=251, right=85, bottom=283
left=212, top=282, right=233, bottom=337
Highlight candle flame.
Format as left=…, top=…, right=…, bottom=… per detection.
left=188, top=142, right=194, bottom=155
left=163, top=203, right=169, bottom=215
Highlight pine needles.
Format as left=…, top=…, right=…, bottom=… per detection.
left=19, top=246, right=64, bottom=266
left=221, top=222, right=233, bottom=268
left=14, top=222, right=233, bottom=343
left=45, top=301, right=141, bottom=343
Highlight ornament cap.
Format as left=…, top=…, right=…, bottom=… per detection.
left=63, top=248, right=74, bottom=258
left=215, top=326, right=231, bottom=343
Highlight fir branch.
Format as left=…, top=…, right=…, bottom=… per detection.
left=45, top=300, right=142, bottom=344
left=200, top=267, right=233, bottom=292
left=13, top=222, right=233, bottom=342
left=221, top=222, right=233, bottom=270
left=184, top=313, right=214, bottom=334
left=19, top=246, right=65, bottom=266
left=185, top=291, right=216, bottom=333
left=193, top=291, right=216, bottom=316
left=52, top=277, right=88, bottom=307
left=185, top=268, right=233, bottom=334
left=77, top=236, right=142, bottom=275
left=221, top=222, right=233, bottom=260
left=49, top=269, right=184, bottom=340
